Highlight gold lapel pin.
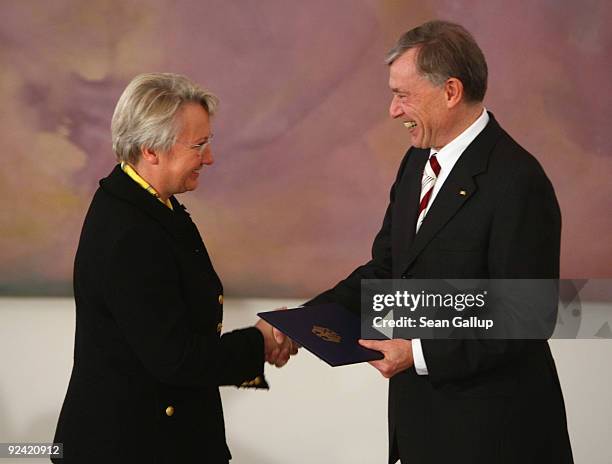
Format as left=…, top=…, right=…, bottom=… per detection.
left=459, top=190, right=468, bottom=196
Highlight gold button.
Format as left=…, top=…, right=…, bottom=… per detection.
left=218, top=294, right=224, bottom=304
left=165, top=406, right=175, bottom=417
left=253, top=376, right=262, bottom=386
left=217, top=322, right=223, bottom=333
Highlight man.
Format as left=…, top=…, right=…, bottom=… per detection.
left=306, top=21, right=573, bottom=463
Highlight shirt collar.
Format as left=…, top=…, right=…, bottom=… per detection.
left=120, top=162, right=173, bottom=210
left=429, top=108, right=489, bottom=170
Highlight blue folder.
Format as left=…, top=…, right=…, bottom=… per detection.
left=258, top=303, right=384, bottom=367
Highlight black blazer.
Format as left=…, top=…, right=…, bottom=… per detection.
left=309, top=114, right=573, bottom=464
left=53, top=165, right=266, bottom=463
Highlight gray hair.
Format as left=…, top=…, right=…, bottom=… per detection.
left=111, top=72, right=218, bottom=164
left=386, top=20, right=488, bottom=102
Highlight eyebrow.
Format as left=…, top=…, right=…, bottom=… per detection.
left=194, top=134, right=212, bottom=143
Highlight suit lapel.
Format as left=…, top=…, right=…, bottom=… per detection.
left=398, top=113, right=504, bottom=274
left=100, top=165, right=196, bottom=247
left=403, top=162, right=478, bottom=268
left=394, top=149, right=429, bottom=270
left=101, top=165, right=223, bottom=291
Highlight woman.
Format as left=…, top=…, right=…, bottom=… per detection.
left=53, top=73, right=292, bottom=463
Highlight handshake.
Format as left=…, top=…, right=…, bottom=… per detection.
left=254, top=305, right=415, bottom=377
left=255, top=307, right=299, bottom=367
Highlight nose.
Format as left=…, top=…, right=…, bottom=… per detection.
left=202, top=146, right=214, bottom=166
left=389, top=95, right=403, bottom=119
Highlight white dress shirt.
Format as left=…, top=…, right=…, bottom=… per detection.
left=412, top=108, right=489, bottom=375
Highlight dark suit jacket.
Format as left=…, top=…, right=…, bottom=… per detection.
left=53, top=165, right=266, bottom=463
left=309, top=114, right=573, bottom=463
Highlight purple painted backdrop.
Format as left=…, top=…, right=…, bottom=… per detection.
left=1, top=0, right=610, bottom=297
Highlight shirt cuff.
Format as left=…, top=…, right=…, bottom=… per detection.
left=412, top=338, right=428, bottom=375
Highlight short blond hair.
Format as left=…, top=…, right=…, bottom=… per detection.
left=111, top=72, right=218, bottom=164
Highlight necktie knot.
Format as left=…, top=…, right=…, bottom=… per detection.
left=429, top=154, right=441, bottom=177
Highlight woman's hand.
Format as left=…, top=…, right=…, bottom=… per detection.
left=255, top=311, right=299, bottom=367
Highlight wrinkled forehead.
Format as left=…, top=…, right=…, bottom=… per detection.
left=388, top=49, right=423, bottom=90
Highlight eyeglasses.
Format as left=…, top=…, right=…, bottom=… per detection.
left=177, top=133, right=214, bottom=155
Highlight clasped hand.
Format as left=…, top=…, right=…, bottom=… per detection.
left=255, top=310, right=299, bottom=367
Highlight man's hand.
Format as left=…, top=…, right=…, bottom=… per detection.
left=358, top=339, right=414, bottom=378
left=255, top=312, right=298, bottom=368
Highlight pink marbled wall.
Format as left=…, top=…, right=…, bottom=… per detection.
left=1, top=0, right=610, bottom=296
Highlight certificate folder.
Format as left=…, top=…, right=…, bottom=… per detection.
left=257, top=303, right=384, bottom=367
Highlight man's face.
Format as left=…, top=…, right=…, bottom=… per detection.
left=388, top=48, right=448, bottom=149
left=159, top=102, right=213, bottom=196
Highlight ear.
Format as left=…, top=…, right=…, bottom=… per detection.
left=140, top=146, right=160, bottom=165
left=444, top=78, right=464, bottom=108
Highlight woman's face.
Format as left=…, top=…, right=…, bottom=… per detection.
left=158, top=103, right=213, bottom=196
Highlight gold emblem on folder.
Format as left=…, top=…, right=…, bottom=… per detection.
left=312, top=325, right=341, bottom=343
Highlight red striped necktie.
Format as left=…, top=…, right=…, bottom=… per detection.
left=416, top=154, right=441, bottom=233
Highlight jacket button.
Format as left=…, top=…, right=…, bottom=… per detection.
left=165, top=406, right=175, bottom=417
left=401, top=275, right=407, bottom=279
left=253, top=376, right=262, bottom=386
left=218, top=294, right=223, bottom=304
left=217, top=322, right=223, bottom=333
